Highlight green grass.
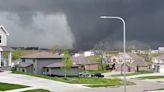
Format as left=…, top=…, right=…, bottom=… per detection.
left=22, top=89, right=50, bottom=92
left=137, top=76, right=164, bottom=79
left=111, top=71, right=153, bottom=77
left=12, top=71, right=135, bottom=87
left=0, top=82, right=29, bottom=91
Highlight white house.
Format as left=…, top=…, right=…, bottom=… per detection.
left=153, top=54, right=164, bottom=73
left=84, top=50, right=95, bottom=57
left=0, top=25, right=12, bottom=68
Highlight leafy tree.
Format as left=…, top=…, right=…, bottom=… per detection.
left=12, top=49, right=22, bottom=60
left=3, top=49, right=22, bottom=61
left=62, top=49, right=73, bottom=79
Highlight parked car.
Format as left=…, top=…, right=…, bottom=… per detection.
left=91, top=73, right=104, bottom=77
left=79, top=71, right=90, bottom=77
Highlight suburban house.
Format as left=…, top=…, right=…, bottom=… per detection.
left=83, top=50, right=95, bottom=57
left=72, top=55, right=99, bottom=70
left=103, top=53, right=150, bottom=72
left=16, top=51, right=79, bottom=76
left=152, top=54, right=164, bottom=73
left=0, top=25, right=12, bottom=69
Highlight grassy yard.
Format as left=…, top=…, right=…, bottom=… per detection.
left=12, top=71, right=135, bottom=87
left=111, top=71, right=153, bottom=77
left=22, top=89, right=50, bottom=92
left=137, top=76, right=164, bottom=79
left=0, top=82, right=29, bottom=91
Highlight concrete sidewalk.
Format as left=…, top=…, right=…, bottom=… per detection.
left=0, top=71, right=89, bottom=92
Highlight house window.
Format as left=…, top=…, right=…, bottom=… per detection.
left=22, top=59, right=25, bottom=62
left=0, top=35, right=2, bottom=43
left=46, top=68, right=49, bottom=72
left=33, top=59, right=35, bottom=63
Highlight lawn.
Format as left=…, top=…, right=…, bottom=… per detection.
left=0, top=82, right=29, bottom=91
left=137, top=76, right=164, bottom=79
left=22, top=89, right=50, bottom=92
left=12, top=71, right=135, bottom=87
left=111, top=71, right=153, bottom=77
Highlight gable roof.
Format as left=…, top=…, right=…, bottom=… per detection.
left=17, top=62, right=33, bottom=68
left=21, top=51, right=63, bottom=59
left=72, top=56, right=98, bottom=65
left=0, top=25, right=9, bottom=35
left=127, top=53, right=149, bottom=66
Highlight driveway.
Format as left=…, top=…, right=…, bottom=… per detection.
left=0, top=71, right=89, bottom=92
left=0, top=71, right=164, bottom=92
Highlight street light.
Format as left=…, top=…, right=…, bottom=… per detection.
left=100, top=16, right=126, bottom=92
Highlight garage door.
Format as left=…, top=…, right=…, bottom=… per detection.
left=160, top=65, right=164, bottom=73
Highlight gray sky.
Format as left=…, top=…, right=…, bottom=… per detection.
left=0, top=0, right=164, bottom=50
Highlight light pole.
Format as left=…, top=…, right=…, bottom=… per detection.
left=100, top=16, right=126, bottom=92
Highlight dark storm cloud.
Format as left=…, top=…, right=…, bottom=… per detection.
left=0, top=0, right=164, bottom=50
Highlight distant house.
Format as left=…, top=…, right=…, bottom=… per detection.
left=16, top=52, right=79, bottom=76
left=72, top=55, right=99, bottom=70
left=0, top=25, right=12, bottom=69
left=104, top=53, right=150, bottom=72
left=153, top=54, right=164, bottom=73
left=83, top=50, right=95, bottom=57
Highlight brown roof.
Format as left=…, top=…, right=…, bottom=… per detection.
left=44, top=62, right=78, bottom=68
left=21, top=51, right=63, bottom=59
left=17, top=62, right=33, bottom=68
left=128, top=53, right=149, bottom=66
left=72, top=56, right=98, bottom=65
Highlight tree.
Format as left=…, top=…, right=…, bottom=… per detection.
left=62, top=49, right=73, bottom=79
left=93, top=42, right=106, bottom=71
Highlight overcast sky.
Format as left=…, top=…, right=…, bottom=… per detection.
left=0, top=0, right=164, bottom=50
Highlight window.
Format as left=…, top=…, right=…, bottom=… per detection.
left=46, top=68, right=49, bottom=72
left=33, top=59, right=35, bottom=63
left=0, top=35, right=2, bottom=43
left=22, top=59, right=25, bottom=62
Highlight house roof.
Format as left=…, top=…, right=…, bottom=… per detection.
left=128, top=53, right=149, bottom=66
left=155, top=54, right=164, bottom=60
left=17, top=62, right=33, bottom=68
left=44, top=62, right=78, bottom=68
left=72, top=55, right=98, bottom=65
left=0, top=25, right=9, bottom=35
left=116, top=53, right=148, bottom=66
left=21, top=51, right=63, bottom=59
left=0, top=46, right=13, bottom=51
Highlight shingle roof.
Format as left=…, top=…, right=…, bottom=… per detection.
left=17, top=62, right=33, bottom=68
left=21, top=51, right=63, bottom=59
left=44, top=62, right=78, bottom=68
left=72, top=56, right=98, bottom=65
left=117, top=53, right=148, bottom=66
left=128, top=53, right=149, bottom=66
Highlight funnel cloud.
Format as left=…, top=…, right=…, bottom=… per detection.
left=0, top=0, right=164, bottom=50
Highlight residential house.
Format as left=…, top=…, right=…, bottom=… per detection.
left=72, top=55, right=99, bottom=70
left=83, top=50, right=95, bottom=57
left=0, top=25, right=12, bottom=69
left=16, top=51, right=79, bottom=76
left=103, top=53, right=150, bottom=72
left=153, top=54, right=164, bottom=73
